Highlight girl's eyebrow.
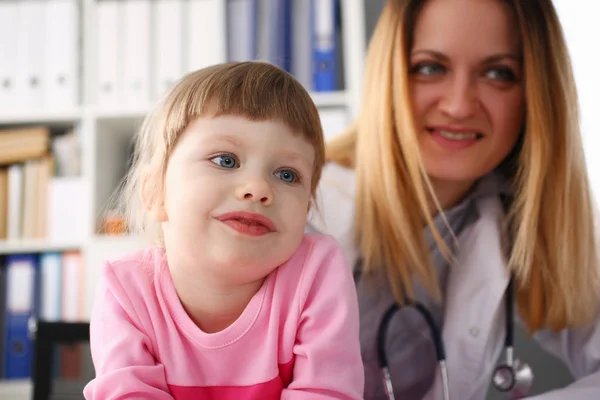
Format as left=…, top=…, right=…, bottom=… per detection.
left=280, top=150, right=313, bottom=170
left=214, top=134, right=242, bottom=146
left=200, top=133, right=243, bottom=147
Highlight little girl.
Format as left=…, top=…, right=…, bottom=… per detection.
left=83, top=61, right=364, bottom=399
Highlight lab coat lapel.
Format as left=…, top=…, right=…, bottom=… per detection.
left=425, top=196, right=511, bottom=400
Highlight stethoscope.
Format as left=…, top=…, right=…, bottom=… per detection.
left=377, top=275, right=534, bottom=400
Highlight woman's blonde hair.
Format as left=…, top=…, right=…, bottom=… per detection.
left=118, top=61, right=325, bottom=246
left=327, top=0, right=599, bottom=333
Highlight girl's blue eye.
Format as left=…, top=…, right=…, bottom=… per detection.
left=275, top=169, right=297, bottom=183
left=210, top=154, right=238, bottom=169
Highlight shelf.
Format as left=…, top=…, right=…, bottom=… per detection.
left=0, top=92, right=348, bottom=127
left=0, top=239, right=83, bottom=255
left=0, top=92, right=348, bottom=126
left=0, top=108, right=82, bottom=125
left=93, top=106, right=150, bottom=121
left=310, top=91, right=349, bottom=108
left=0, top=380, right=32, bottom=400
left=91, top=91, right=349, bottom=123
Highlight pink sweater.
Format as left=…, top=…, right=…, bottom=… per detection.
left=83, top=234, right=364, bottom=399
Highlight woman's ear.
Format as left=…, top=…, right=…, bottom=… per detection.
left=141, top=175, right=168, bottom=222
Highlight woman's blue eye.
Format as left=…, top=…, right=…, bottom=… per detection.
left=410, top=62, right=445, bottom=77
left=275, top=169, right=297, bottom=183
left=486, top=67, right=517, bottom=82
left=210, top=154, right=238, bottom=169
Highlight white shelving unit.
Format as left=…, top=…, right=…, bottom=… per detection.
left=0, top=0, right=367, bottom=398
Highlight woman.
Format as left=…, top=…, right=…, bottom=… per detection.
left=307, top=0, right=600, bottom=399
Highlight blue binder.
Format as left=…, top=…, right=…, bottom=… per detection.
left=312, top=0, right=339, bottom=91
left=2, top=254, right=39, bottom=379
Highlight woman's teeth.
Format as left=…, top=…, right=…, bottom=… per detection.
left=437, top=130, right=479, bottom=140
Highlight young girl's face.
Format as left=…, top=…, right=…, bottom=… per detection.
left=158, top=114, right=315, bottom=283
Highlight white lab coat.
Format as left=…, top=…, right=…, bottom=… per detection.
left=308, top=163, right=600, bottom=399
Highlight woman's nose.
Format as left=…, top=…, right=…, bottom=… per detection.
left=439, top=74, right=478, bottom=120
left=235, top=178, right=273, bottom=205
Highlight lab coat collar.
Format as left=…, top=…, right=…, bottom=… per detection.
left=426, top=195, right=511, bottom=400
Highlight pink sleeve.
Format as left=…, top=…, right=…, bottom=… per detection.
left=83, top=263, right=174, bottom=400
left=282, top=237, right=365, bottom=399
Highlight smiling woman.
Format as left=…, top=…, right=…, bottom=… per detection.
left=313, top=0, right=600, bottom=399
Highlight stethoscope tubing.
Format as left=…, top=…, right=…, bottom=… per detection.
left=377, top=276, right=516, bottom=400
left=378, top=301, right=450, bottom=400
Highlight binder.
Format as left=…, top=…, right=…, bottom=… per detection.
left=279, top=0, right=292, bottom=72
left=256, top=0, right=291, bottom=70
left=7, top=164, right=24, bottom=240
left=312, top=0, right=338, bottom=91
left=15, top=0, right=46, bottom=108
left=21, top=160, right=39, bottom=239
left=0, top=263, right=6, bottom=378
left=96, top=0, right=121, bottom=105
left=40, top=252, right=63, bottom=322
left=44, top=0, right=80, bottom=108
left=185, top=0, right=227, bottom=73
left=62, top=251, right=85, bottom=322
left=226, top=0, right=258, bottom=62
left=2, top=254, right=38, bottom=379
left=291, top=0, right=313, bottom=89
left=123, top=0, right=151, bottom=106
left=0, top=162, right=9, bottom=240
left=153, top=0, right=184, bottom=99
left=0, top=1, right=19, bottom=109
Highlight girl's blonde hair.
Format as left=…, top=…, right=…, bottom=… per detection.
left=327, top=0, right=599, bottom=333
left=118, top=61, right=325, bottom=246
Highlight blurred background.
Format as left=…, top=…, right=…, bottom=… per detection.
left=0, top=0, right=597, bottom=399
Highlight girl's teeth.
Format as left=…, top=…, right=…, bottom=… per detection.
left=438, top=130, right=478, bottom=140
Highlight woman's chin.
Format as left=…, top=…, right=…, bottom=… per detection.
left=425, top=167, right=484, bottom=185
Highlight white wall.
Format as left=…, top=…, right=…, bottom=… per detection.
left=553, top=1, right=600, bottom=202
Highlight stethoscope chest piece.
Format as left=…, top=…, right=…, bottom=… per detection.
left=492, top=357, right=533, bottom=399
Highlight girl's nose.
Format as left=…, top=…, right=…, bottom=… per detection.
left=235, top=178, right=273, bottom=205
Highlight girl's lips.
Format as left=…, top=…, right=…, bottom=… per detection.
left=216, top=211, right=276, bottom=236
left=220, top=219, right=273, bottom=236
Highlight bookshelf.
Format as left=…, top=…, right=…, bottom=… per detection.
left=0, top=239, right=82, bottom=256
left=0, top=0, right=367, bottom=397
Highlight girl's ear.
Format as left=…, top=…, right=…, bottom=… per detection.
left=141, top=175, right=168, bottom=222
